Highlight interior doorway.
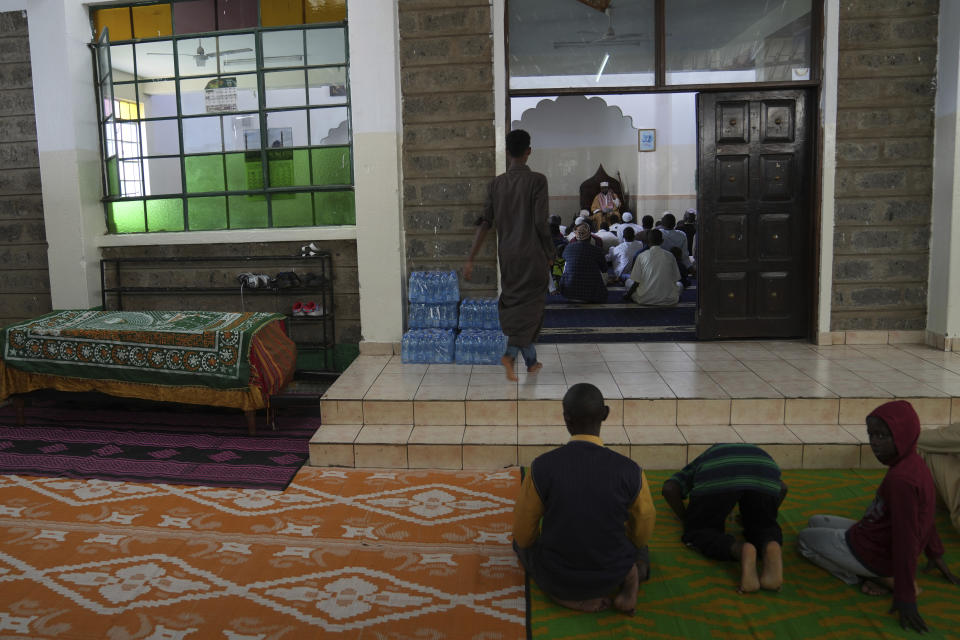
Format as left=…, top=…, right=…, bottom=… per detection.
left=510, top=93, right=699, bottom=342
left=511, top=87, right=816, bottom=342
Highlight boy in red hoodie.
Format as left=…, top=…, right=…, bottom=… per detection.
left=797, top=400, right=958, bottom=632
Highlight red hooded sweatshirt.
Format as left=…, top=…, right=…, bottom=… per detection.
left=846, top=400, right=944, bottom=604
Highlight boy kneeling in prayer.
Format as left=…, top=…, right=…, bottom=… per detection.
left=662, top=443, right=787, bottom=593
left=513, top=383, right=656, bottom=614
left=798, top=400, right=959, bottom=633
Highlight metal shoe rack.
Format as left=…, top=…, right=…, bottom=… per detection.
left=99, top=253, right=336, bottom=373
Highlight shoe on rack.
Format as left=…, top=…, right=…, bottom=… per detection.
left=237, top=272, right=258, bottom=287
left=292, top=301, right=305, bottom=316
left=302, top=301, right=318, bottom=316
left=257, top=274, right=275, bottom=289
left=275, top=272, right=301, bottom=289
left=302, top=272, right=328, bottom=287
left=307, top=301, right=324, bottom=317
left=300, top=241, right=322, bottom=257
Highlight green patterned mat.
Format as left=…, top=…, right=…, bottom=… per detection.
left=529, top=469, right=960, bottom=639
left=2, top=310, right=284, bottom=389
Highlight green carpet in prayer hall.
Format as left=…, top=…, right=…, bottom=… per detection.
left=527, top=469, right=960, bottom=640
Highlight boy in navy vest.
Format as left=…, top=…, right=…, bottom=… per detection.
left=513, top=383, right=656, bottom=614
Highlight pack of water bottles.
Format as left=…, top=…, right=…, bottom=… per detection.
left=408, top=302, right=459, bottom=329
left=401, top=329, right=456, bottom=363
left=458, top=298, right=500, bottom=330
left=408, top=270, right=460, bottom=303
left=455, top=329, right=508, bottom=365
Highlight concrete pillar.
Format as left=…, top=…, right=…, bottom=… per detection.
left=350, top=0, right=405, bottom=349
left=926, top=0, right=960, bottom=349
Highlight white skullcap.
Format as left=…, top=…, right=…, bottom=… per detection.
left=685, top=208, right=696, bottom=214
left=574, top=216, right=585, bottom=226
left=579, top=209, right=590, bottom=216
left=622, top=212, right=633, bottom=222
left=600, top=181, right=609, bottom=187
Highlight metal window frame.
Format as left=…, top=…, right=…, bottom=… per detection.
left=90, top=1, right=353, bottom=234
left=505, top=0, right=824, bottom=98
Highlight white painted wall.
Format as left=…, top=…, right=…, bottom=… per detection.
left=0, top=0, right=405, bottom=344
left=927, top=0, right=960, bottom=339
left=511, top=93, right=696, bottom=216
left=347, top=0, right=404, bottom=344
left=817, top=0, right=839, bottom=336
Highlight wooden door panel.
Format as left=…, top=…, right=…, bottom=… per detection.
left=717, top=101, right=749, bottom=143
left=756, top=272, right=791, bottom=318
left=697, top=89, right=811, bottom=339
left=760, top=154, right=794, bottom=201
left=761, top=101, right=795, bottom=142
left=715, top=273, right=748, bottom=318
left=715, top=214, right=749, bottom=262
left=757, top=214, right=791, bottom=260
left=717, top=155, right=750, bottom=201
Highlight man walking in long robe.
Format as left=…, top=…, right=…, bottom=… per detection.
left=464, top=129, right=555, bottom=381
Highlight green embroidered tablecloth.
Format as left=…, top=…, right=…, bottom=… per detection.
left=1, top=310, right=286, bottom=390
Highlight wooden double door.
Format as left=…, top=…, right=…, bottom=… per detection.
left=696, top=89, right=813, bottom=339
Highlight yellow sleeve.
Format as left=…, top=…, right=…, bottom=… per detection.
left=513, top=471, right=544, bottom=548
left=626, top=469, right=656, bottom=549
left=590, top=193, right=602, bottom=213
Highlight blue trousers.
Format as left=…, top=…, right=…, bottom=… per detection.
left=504, top=344, right=537, bottom=368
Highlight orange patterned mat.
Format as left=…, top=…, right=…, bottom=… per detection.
left=0, top=467, right=525, bottom=639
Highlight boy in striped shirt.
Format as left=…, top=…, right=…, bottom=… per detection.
left=661, top=443, right=787, bottom=593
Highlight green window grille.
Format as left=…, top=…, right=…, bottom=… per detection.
left=91, top=0, right=354, bottom=233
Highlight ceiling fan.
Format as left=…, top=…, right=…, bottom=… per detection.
left=553, top=4, right=648, bottom=49
left=147, top=40, right=302, bottom=68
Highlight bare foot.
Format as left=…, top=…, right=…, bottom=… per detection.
left=861, top=578, right=921, bottom=597
left=527, top=361, right=543, bottom=374
left=501, top=355, right=518, bottom=381
left=551, top=596, right=611, bottom=612
left=861, top=579, right=890, bottom=596
left=759, top=541, right=783, bottom=592
left=613, top=563, right=639, bottom=615
left=738, top=542, right=760, bottom=593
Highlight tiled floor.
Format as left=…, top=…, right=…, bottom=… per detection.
left=314, top=341, right=960, bottom=470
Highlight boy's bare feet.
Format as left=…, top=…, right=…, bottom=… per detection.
left=861, top=580, right=889, bottom=596
left=759, top=541, right=783, bottom=592
left=738, top=542, right=760, bottom=593
left=861, top=578, right=921, bottom=597
left=551, top=596, right=611, bottom=613
left=501, top=355, right=518, bottom=381
left=527, top=361, right=543, bottom=373
left=613, top=563, right=639, bottom=615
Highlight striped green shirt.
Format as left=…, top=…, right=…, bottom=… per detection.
left=670, top=443, right=782, bottom=499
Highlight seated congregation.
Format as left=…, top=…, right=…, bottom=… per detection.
left=514, top=387, right=960, bottom=634
left=552, top=205, right=697, bottom=307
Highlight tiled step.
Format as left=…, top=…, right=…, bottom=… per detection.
left=309, top=423, right=891, bottom=471
left=322, top=395, right=957, bottom=427
left=313, top=343, right=960, bottom=471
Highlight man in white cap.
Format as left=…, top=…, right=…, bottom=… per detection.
left=590, top=181, right=621, bottom=226
left=617, top=211, right=641, bottom=242
left=566, top=210, right=602, bottom=249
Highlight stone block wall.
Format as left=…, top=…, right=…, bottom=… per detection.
left=398, top=0, right=498, bottom=298
left=0, top=11, right=49, bottom=328
left=832, top=0, right=938, bottom=330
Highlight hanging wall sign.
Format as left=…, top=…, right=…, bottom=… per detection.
left=204, top=77, right=238, bottom=113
